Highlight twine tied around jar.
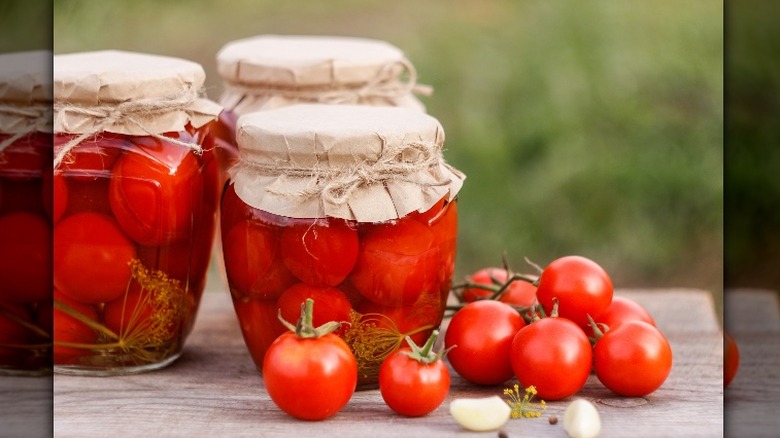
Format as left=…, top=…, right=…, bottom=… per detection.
left=0, top=103, right=52, bottom=154
left=239, top=140, right=461, bottom=207
left=223, top=59, right=433, bottom=105
left=53, top=88, right=207, bottom=168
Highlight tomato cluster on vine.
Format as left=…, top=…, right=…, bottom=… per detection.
left=446, top=255, right=673, bottom=400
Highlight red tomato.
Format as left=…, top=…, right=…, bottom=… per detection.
left=263, top=300, right=358, bottom=420
left=223, top=219, right=295, bottom=300
left=280, top=218, right=359, bottom=287
left=55, top=133, right=124, bottom=182
left=54, top=212, right=137, bottom=304
left=63, top=177, right=113, bottom=216
left=535, top=255, right=613, bottom=328
left=103, top=280, right=178, bottom=341
left=724, top=331, right=739, bottom=388
left=109, top=136, right=204, bottom=246
left=593, top=320, right=673, bottom=397
left=445, top=300, right=525, bottom=385
left=277, top=283, right=353, bottom=336
left=462, top=267, right=538, bottom=307
left=0, top=133, right=49, bottom=181
left=0, top=212, right=52, bottom=305
left=53, top=290, right=99, bottom=364
left=429, top=199, right=458, bottom=285
left=232, top=298, right=287, bottom=370
left=510, top=316, right=592, bottom=400
left=379, top=332, right=450, bottom=417
left=586, top=296, right=655, bottom=338
left=350, top=218, right=440, bottom=307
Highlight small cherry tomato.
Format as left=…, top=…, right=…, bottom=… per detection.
left=277, top=283, right=353, bottom=336
left=724, top=331, right=739, bottom=388
left=280, top=217, right=359, bottom=287
left=223, top=219, right=280, bottom=298
left=232, top=298, right=287, bottom=370
left=445, top=300, right=525, bottom=385
left=103, top=280, right=178, bottom=341
left=511, top=316, right=592, bottom=400
left=356, top=300, right=440, bottom=347
left=109, top=135, right=204, bottom=246
left=55, top=133, right=124, bottom=182
left=461, top=267, right=538, bottom=307
left=263, top=299, right=358, bottom=420
left=379, top=331, right=451, bottom=417
left=535, top=255, right=613, bottom=328
left=350, top=217, right=440, bottom=306
left=0, top=212, right=52, bottom=305
left=54, top=212, right=137, bottom=304
left=592, top=320, right=672, bottom=397
left=0, top=133, right=49, bottom=181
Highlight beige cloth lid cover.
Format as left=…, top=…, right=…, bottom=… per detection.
left=231, top=104, right=465, bottom=222
left=54, top=50, right=221, bottom=136
left=0, top=50, right=52, bottom=141
left=216, top=35, right=428, bottom=114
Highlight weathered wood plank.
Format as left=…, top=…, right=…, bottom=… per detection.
left=53, top=289, right=724, bottom=437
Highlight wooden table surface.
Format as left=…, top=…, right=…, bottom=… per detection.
left=46, top=287, right=737, bottom=438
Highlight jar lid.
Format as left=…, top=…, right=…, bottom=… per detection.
left=53, top=50, right=221, bottom=136
left=0, top=51, right=52, bottom=139
left=231, top=104, right=465, bottom=222
left=216, top=35, right=430, bottom=114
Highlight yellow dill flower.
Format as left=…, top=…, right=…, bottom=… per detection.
left=504, top=384, right=546, bottom=420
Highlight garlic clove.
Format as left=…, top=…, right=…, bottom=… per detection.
left=449, top=396, right=512, bottom=432
left=563, top=398, right=601, bottom=438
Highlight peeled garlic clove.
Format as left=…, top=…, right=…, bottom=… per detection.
left=449, top=396, right=511, bottom=432
left=563, top=399, right=601, bottom=438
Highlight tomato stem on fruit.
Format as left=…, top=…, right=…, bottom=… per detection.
left=279, top=298, right=344, bottom=339
left=403, top=329, right=454, bottom=364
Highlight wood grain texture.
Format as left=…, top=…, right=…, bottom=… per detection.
left=53, top=289, right=725, bottom=437
left=725, top=289, right=780, bottom=438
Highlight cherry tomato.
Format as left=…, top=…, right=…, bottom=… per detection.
left=277, top=283, right=353, bottom=336
left=280, top=217, right=359, bottom=287
left=0, top=212, right=52, bottom=305
left=53, top=290, right=99, bottom=364
left=724, top=331, right=739, bottom=388
left=263, top=300, right=358, bottom=420
left=356, top=299, right=440, bottom=347
left=0, top=133, right=49, bottom=181
left=44, top=170, right=68, bottom=223
left=350, top=217, right=440, bottom=307
left=379, top=331, right=450, bottom=417
left=535, top=255, right=613, bottom=328
left=462, top=267, right=538, bottom=307
left=586, top=296, right=655, bottom=338
left=54, top=212, right=137, bottom=304
left=232, top=298, right=287, bottom=370
left=223, top=219, right=296, bottom=300
left=445, top=300, right=525, bottom=385
left=63, top=177, right=113, bottom=216
left=593, top=320, right=672, bottom=397
left=510, top=316, right=592, bottom=400
left=109, top=136, right=204, bottom=246
left=103, top=280, right=178, bottom=341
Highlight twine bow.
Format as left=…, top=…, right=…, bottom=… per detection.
left=53, top=88, right=206, bottom=168
left=224, top=58, right=433, bottom=105
left=0, top=103, right=52, bottom=153
left=239, top=140, right=453, bottom=206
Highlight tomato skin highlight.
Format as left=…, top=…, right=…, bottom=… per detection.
left=263, top=332, right=357, bottom=421
left=535, top=255, right=613, bottom=328
left=445, top=300, right=525, bottom=385
left=593, top=320, right=672, bottom=397
left=510, top=316, right=592, bottom=400
left=379, top=347, right=450, bottom=417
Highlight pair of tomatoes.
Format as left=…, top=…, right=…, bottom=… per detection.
left=446, top=255, right=673, bottom=400
left=50, top=128, right=218, bottom=367
left=221, top=182, right=457, bottom=375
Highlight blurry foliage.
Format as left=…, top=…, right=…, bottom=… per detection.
left=54, top=1, right=723, bottom=306
left=0, top=1, right=52, bottom=51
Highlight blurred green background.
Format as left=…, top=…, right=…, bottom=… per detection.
left=50, top=1, right=724, bottom=313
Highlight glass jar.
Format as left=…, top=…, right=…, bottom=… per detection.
left=210, top=34, right=433, bottom=184
left=0, top=51, right=53, bottom=375
left=221, top=104, right=465, bottom=385
left=52, top=50, right=222, bottom=375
